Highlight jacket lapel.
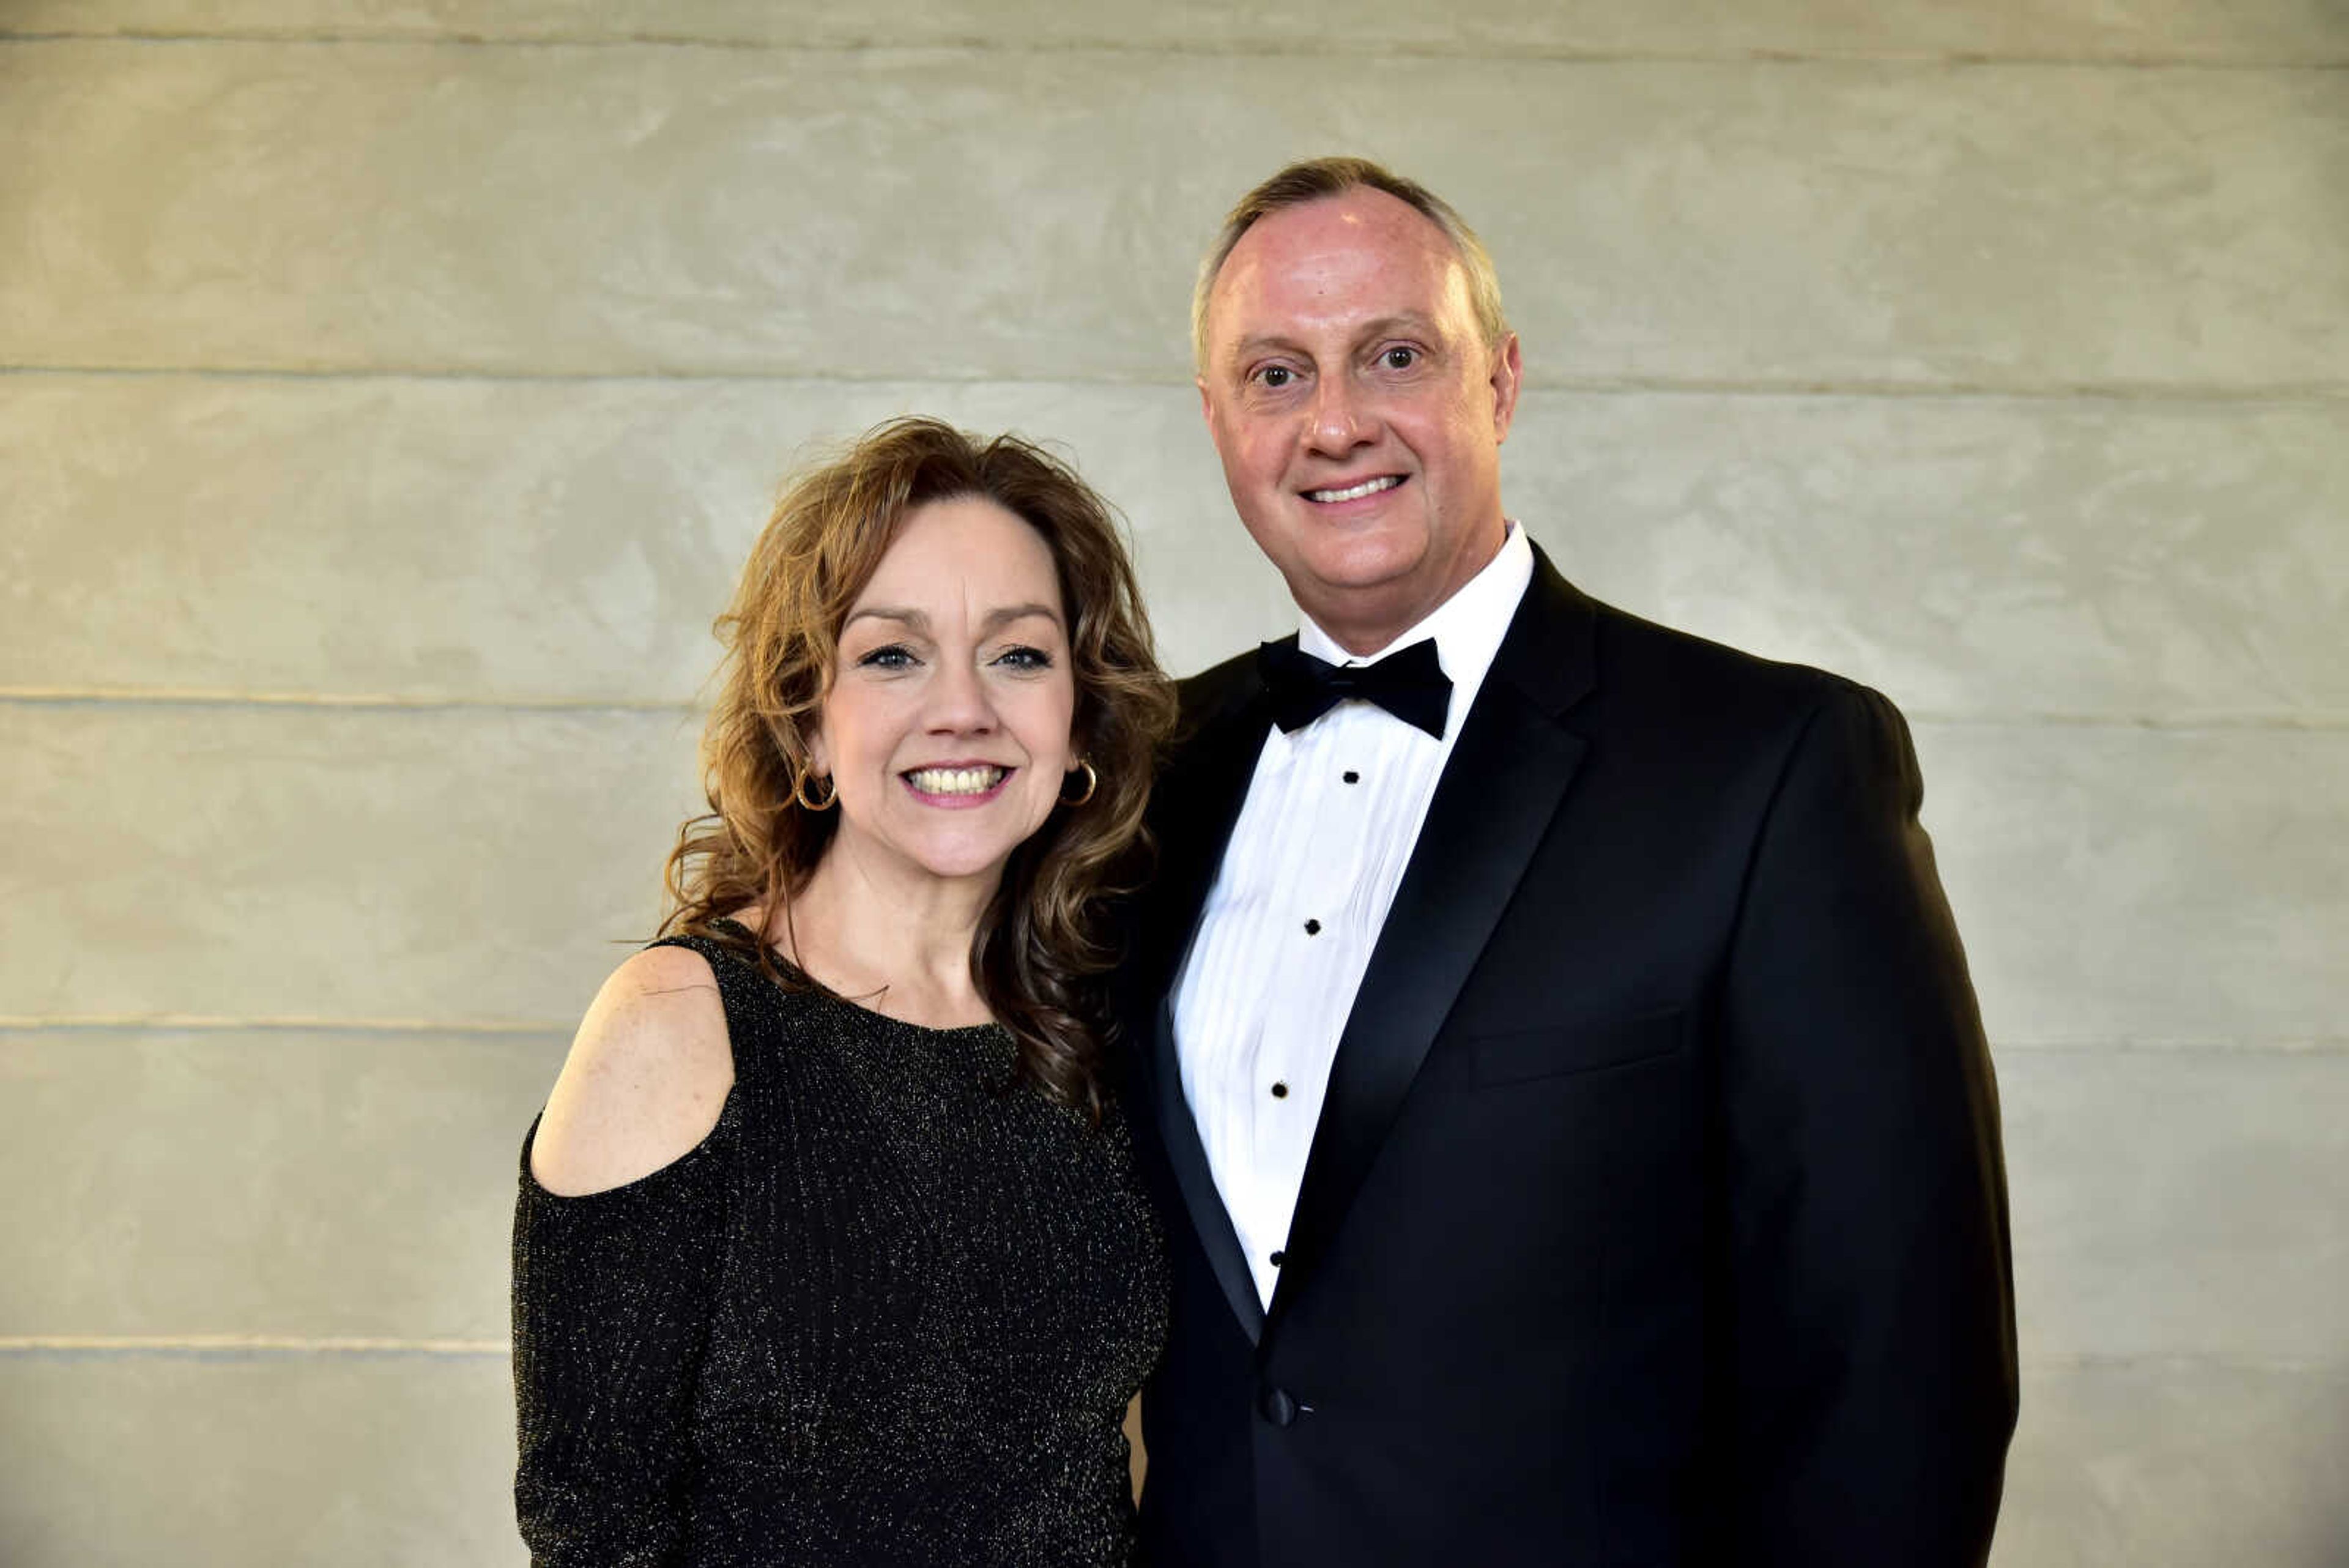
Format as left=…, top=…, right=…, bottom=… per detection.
left=1152, top=999, right=1269, bottom=1344
left=1138, top=667, right=1280, bottom=1347
left=1267, top=554, right=1598, bottom=1332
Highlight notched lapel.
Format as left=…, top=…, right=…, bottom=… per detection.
left=1269, top=557, right=1597, bottom=1330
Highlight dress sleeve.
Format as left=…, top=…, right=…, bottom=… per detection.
left=510, top=1112, right=730, bottom=1567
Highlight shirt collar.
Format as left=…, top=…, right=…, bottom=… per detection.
left=1295, top=521, right=1534, bottom=737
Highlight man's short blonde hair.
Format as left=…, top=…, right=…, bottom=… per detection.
left=1190, top=157, right=1511, bottom=371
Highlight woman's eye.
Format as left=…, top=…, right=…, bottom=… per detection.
left=856, top=644, right=917, bottom=670
left=993, top=644, right=1054, bottom=672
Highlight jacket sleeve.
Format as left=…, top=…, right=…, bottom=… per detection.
left=1715, top=683, right=2019, bottom=1564
left=510, top=1117, right=728, bottom=1567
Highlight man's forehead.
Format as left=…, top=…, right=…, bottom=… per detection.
left=1225, top=188, right=1456, bottom=278
left=1208, top=199, right=1474, bottom=345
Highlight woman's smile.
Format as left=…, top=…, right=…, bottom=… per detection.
left=901, top=762, right=1014, bottom=805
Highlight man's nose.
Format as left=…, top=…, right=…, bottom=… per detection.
left=1303, top=374, right=1375, bottom=455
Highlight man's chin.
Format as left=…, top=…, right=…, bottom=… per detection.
left=1289, top=545, right=1425, bottom=596
left=1288, top=575, right=1450, bottom=655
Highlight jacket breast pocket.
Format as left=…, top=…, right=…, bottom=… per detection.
left=1444, top=1006, right=1687, bottom=1089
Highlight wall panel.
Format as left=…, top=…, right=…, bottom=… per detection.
left=1998, top=1360, right=2349, bottom=1566
left=0, top=704, right=700, bottom=1025
left=10, top=1028, right=2345, bottom=1366
left=1513, top=395, right=2349, bottom=722
left=0, top=373, right=1256, bottom=699
left=9, top=376, right=2340, bottom=716
left=12, top=0, right=2349, bottom=61
left=5, top=45, right=2343, bottom=389
left=1917, top=724, right=2349, bottom=1047
left=6, top=705, right=2341, bottom=1046
left=1, top=1027, right=556, bottom=1339
left=2002, top=1050, right=2349, bottom=1364
left=0, top=1355, right=524, bottom=1568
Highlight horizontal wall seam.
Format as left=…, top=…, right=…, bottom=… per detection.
left=0, top=1335, right=508, bottom=1359
left=2, top=365, right=2345, bottom=405
left=0, top=1014, right=573, bottom=1037
left=1903, top=710, right=2349, bottom=732
left=7, top=689, right=2348, bottom=732
left=4, top=1342, right=2340, bottom=1372
left=2023, top=1351, right=2349, bottom=1376
left=0, top=686, right=699, bottom=715
left=1, top=32, right=2345, bottom=70
left=2, top=1019, right=2339, bottom=1054
left=1991, top=1038, right=2349, bottom=1055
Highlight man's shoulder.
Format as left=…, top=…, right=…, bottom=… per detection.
left=1502, top=562, right=1920, bottom=783
left=1591, top=593, right=1860, bottom=703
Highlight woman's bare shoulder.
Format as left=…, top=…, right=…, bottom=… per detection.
left=529, top=945, right=735, bottom=1197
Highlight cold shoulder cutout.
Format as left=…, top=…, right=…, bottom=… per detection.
left=528, top=943, right=733, bottom=1198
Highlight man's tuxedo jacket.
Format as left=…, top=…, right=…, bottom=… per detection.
left=1119, top=549, right=2017, bottom=1566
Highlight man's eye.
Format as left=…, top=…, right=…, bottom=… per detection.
left=1379, top=346, right=1418, bottom=371
left=1255, top=365, right=1294, bottom=389
left=856, top=644, right=917, bottom=669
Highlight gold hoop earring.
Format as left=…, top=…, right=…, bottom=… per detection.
left=792, top=767, right=837, bottom=812
left=1059, top=759, right=1097, bottom=807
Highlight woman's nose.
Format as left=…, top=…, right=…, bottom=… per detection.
left=922, top=657, right=997, bottom=734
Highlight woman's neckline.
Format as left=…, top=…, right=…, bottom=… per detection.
left=707, top=916, right=1006, bottom=1040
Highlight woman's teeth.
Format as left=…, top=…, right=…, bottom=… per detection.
left=1306, top=475, right=1401, bottom=503
left=905, top=766, right=1006, bottom=796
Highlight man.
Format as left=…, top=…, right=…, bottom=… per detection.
left=1121, top=158, right=2017, bottom=1566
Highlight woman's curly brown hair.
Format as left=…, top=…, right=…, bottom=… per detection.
left=661, top=417, right=1177, bottom=1116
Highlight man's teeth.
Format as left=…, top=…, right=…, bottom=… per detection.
left=1306, top=475, right=1402, bottom=503
left=906, top=766, right=1006, bottom=796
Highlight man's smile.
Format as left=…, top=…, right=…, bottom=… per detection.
left=1303, top=475, right=1406, bottom=504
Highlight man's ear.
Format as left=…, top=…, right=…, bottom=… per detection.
left=1197, top=376, right=1215, bottom=431
left=1489, top=332, right=1523, bottom=445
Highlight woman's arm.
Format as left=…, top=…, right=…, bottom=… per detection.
left=511, top=946, right=736, bottom=1567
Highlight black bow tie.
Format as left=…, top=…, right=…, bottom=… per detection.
left=1256, top=636, right=1452, bottom=739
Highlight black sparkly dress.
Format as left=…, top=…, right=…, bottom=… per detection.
left=511, top=926, right=1168, bottom=1567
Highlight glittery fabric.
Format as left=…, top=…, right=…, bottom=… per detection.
left=511, top=927, right=1168, bottom=1566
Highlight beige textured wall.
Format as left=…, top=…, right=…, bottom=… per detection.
left=4, top=4, right=2345, bottom=1563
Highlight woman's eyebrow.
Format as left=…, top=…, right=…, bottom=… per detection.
left=842, top=604, right=1063, bottom=634
left=842, top=606, right=927, bottom=631
left=980, top=603, right=1064, bottom=633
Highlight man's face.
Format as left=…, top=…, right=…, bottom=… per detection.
left=1197, top=188, right=1521, bottom=655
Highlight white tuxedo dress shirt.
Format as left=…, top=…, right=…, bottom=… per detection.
left=1171, top=523, right=1535, bottom=1307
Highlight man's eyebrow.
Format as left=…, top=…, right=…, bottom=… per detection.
left=1228, top=330, right=1305, bottom=362
left=1350, top=312, right=1442, bottom=340
left=1226, top=314, right=1445, bottom=363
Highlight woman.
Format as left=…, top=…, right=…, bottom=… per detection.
left=511, top=417, right=1178, bottom=1565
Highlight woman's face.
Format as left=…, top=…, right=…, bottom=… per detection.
left=808, top=495, right=1078, bottom=893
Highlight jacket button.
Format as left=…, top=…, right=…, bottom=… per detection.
left=1257, top=1385, right=1299, bottom=1427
